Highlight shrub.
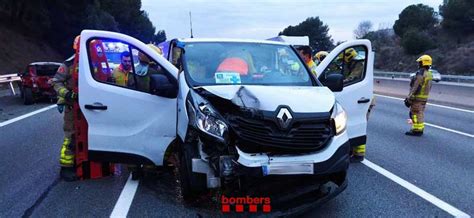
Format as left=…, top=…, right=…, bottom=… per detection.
left=401, top=30, right=436, bottom=55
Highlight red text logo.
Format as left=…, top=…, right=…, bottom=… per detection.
left=221, top=195, right=271, bottom=213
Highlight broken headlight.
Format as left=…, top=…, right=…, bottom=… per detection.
left=332, top=103, right=347, bottom=135
left=187, top=90, right=228, bottom=141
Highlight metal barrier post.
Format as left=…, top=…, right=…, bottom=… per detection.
left=9, top=81, right=16, bottom=95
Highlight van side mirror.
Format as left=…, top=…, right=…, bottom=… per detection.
left=323, top=74, right=343, bottom=92
left=150, top=74, right=178, bottom=98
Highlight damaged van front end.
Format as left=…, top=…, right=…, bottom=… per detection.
left=173, top=39, right=350, bottom=212
left=184, top=85, right=350, bottom=213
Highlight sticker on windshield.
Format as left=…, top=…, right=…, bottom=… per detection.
left=215, top=72, right=241, bottom=84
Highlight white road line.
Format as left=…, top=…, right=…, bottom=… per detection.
left=425, top=123, right=474, bottom=138
left=374, top=94, right=474, bottom=114
left=0, top=104, right=57, bottom=127
left=375, top=94, right=474, bottom=137
left=110, top=174, right=139, bottom=218
left=362, top=159, right=470, bottom=218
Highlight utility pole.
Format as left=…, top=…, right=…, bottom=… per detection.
left=189, top=11, right=194, bottom=38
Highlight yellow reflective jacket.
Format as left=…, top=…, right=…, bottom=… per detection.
left=307, top=60, right=317, bottom=77
left=112, top=65, right=132, bottom=87
left=409, top=69, right=432, bottom=101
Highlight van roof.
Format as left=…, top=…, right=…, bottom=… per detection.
left=266, top=36, right=310, bottom=46
left=177, top=38, right=287, bottom=45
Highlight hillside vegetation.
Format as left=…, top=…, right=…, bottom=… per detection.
left=370, top=30, right=474, bottom=75
left=0, top=24, right=62, bottom=74
left=363, top=0, right=474, bottom=75
left=0, top=0, right=166, bottom=74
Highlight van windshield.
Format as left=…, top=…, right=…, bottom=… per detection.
left=183, top=42, right=314, bottom=87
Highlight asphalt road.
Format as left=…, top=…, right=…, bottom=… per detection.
left=0, top=88, right=473, bottom=217
left=374, top=77, right=474, bottom=110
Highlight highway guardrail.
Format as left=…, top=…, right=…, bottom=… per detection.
left=0, top=74, right=21, bottom=96
left=374, top=70, right=474, bottom=84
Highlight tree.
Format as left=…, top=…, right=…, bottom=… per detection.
left=0, top=0, right=167, bottom=56
left=153, top=30, right=167, bottom=44
left=364, top=28, right=396, bottom=50
left=440, top=0, right=474, bottom=34
left=393, top=4, right=438, bottom=37
left=353, top=21, right=373, bottom=39
left=279, top=17, right=333, bottom=51
left=99, top=0, right=163, bottom=44
left=84, top=1, right=119, bottom=32
left=401, top=29, right=435, bottom=55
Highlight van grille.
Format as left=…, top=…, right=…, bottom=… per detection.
left=228, top=111, right=333, bottom=154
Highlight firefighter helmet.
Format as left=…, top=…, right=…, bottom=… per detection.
left=138, top=44, right=163, bottom=63
left=337, top=48, right=358, bottom=63
left=314, top=51, right=329, bottom=62
left=147, top=44, right=162, bottom=55
left=416, top=55, right=432, bottom=67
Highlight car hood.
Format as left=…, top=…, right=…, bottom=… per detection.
left=199, top=85, right=335, bottom=113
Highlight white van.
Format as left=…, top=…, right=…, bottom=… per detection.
left=78, top=30, right=373, bottom=201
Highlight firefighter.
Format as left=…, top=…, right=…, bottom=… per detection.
left=129, top=44, right=163, bottom=92
left=297, top=46, right=317, bottom=77
left=340, top=48, right=364, bottom=83
left=314, top=51, right=329, bottom=65
left=53, top=36, right=80, bottom=181
left=111, top=51, right=133, bottom=86
left=405, top=55, right=433, bottom=136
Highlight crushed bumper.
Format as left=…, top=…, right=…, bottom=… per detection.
left=235, top=141, right=350, bottom=177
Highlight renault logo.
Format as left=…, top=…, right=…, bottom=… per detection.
left=276, top=108, right=293, bottom=129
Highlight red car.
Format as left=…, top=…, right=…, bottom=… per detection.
left=19, top=62, right=61, bottom=105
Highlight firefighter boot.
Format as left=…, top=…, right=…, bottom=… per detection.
left=350, top=144, right=365, bottom=163
left=405, top=130, right=423, bottom=136
left=59, top=138, right=74, bottom=167
left=59, top=138, right=77, bottom=181
left=60, top=167, right=77, bottom=182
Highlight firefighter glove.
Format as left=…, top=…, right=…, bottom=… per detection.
left=65, top=91, right=77, bottom=101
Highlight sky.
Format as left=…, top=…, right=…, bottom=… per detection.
left=141, top=0, right=443, bottom=42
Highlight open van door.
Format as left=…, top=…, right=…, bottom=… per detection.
left=316, top=40, right=374, bottom=148
left=78, top=30, right=179, bottom=165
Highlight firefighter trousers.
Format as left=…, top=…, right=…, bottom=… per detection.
left=410, top=101, right=426, bottom=132
left=60, top=106, right=75, bottom=167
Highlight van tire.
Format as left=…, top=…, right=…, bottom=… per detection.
left=178, top=143, right=207, bottom=201
left=19, top=84, right=24, bottom=98
left=23, top=87, right=34, bottom=105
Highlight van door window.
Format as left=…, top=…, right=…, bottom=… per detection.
left=320, top=46, right=367, bottom=86
left=86, top=38, right=168, bottom=94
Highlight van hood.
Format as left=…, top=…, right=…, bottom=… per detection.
left=198, top=85, right=335, bottom=113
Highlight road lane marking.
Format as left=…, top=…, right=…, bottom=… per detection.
left=362, top=159, right=470, bottom=218
left=374, top=94, right=474, bottom=114
left=0, top=104, right=57, bottom=127
left=375, top=94, right=474, bottom=137
left=425, top=123, right=474, bottom=138
left=110, top=174, right=139, bottom=217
